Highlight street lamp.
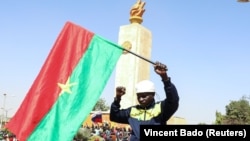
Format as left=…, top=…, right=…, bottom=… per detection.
left=4, top=108, right=11, bottom=122
left=0, top=93, right=6, bottom=129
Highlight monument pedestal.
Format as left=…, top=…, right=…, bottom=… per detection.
left=115, top=23, right=152, bottom=109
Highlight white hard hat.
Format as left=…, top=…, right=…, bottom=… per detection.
left=136, top=80, right=155, bottom=93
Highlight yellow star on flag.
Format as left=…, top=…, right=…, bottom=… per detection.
left=57, top=79, right=77, bottom=95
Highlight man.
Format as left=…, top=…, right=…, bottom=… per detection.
left=110, top=61, right=179, bottom=141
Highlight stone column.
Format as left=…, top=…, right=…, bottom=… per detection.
left=115, top=23, right=152, bottom=109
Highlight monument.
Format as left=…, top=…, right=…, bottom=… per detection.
left=115, top=0, right=153, bottom=109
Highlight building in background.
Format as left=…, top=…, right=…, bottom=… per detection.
left=83, top=111, right=187, bottom=128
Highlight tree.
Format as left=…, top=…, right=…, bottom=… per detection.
left=215, top=96, right=250, bottom=124
left=92, top=98, right=110, bottom=111
left=215, top=111, right=224, bottom=124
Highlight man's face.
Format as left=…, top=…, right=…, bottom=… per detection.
left=137, top=92, right=155, bottom=108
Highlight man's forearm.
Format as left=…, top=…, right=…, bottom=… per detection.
left=163, top=80, right=179, bottom=102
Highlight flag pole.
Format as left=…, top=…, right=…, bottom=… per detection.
left=120, top=46, right=168, bottom=71
left=122, top=47, right=156, bottom=65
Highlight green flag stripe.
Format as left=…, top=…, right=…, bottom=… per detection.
left=28, top=35, right=122, bottom=141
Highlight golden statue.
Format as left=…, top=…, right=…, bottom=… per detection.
left=129, top=0, right=146, bottom=24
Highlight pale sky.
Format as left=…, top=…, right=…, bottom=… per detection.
left=0, top=0, right=250, bottom=124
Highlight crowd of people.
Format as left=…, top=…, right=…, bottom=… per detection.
left=0, top=130, right=18, bottom=141
left=78, top=123, right=131, bottom=141
left=1, top=123, right=130, bottom=141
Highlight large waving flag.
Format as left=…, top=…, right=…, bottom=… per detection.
left=5, top=21, right=123, bottom=141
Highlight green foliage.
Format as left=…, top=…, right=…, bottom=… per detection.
left=215, top=96, right=250, bottom=124
left=92, top=98, right=110, bottom=111
left=215, top=111, right=224, bottom=124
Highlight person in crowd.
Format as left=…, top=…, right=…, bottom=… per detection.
left=110, top=61, right=179, bottom=141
